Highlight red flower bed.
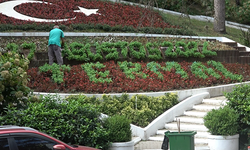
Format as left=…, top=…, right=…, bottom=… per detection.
left=27, top=61, right=250, bottom=93
left=0, top=0, right=177, bottom=29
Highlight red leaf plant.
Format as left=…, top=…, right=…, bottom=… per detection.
left=0, top=0, right=177, bottom=29
left=27, top=60, right=250, bottom=93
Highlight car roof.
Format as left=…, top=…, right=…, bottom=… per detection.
left=0, top=125, right=38, bottom=133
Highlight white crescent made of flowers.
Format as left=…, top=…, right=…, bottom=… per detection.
left=0, top=0, right=100, bottom=22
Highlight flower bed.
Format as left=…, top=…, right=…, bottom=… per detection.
left=27, top=60, right=250, bottom=93
left=0, top=0, right=177, bottom=29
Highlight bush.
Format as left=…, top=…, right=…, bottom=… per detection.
left=0, top=94, right=110, bottom=150
left=66, top=93, right=178, bottom=127
left=237, top=1, right=250, bottom=24
left=225, top=84, right=250, bottom=128
left=204, top=105, right=239, bottom=136
left=103, top=115, right=132, bottom=142
left=0, top=52, right=30, bottom=114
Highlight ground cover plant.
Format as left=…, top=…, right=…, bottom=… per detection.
left=27, top=60, right=250, bottom=93
left=0, top=36, right=235, bottom=53
left=0, top=0, right=189, bottom=34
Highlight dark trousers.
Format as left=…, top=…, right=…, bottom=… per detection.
left=48, top=44, right=63, bottom=65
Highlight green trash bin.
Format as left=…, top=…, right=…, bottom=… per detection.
left=164, top=130, right=197, bottom=150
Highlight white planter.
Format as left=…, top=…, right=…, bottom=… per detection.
left=110, top=140, right=134, bottom=150
left=208, top=134, right=239, bottom=150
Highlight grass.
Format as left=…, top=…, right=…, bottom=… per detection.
left=160, top=9, right=247, bottom=46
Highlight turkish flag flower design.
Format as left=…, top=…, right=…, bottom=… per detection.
left=0, top=0, right=177, bottom=29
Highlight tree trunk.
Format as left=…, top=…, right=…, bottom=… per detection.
left=214, top=0, right=226, bottom=33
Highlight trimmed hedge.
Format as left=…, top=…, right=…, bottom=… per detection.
left=0, top=94, right=110, bottom=150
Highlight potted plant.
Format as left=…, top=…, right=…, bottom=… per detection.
left=103, top=114, right=133, bottom=150
left=203, top=105, right=240, bottom=150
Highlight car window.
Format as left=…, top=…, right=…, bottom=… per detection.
left=0, top=138, right=9, bottom=150
left=14, top=136, right=57, bottom=150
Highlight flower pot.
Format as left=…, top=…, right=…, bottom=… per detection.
left=208, top=134, right=239, bottom=150
left=110, top=140, right=134, bottom=150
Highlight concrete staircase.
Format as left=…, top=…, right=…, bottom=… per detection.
left=134, top=96, right=228, bottom=150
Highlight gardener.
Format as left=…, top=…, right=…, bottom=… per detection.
left=48, top=25, right=65, bottom=65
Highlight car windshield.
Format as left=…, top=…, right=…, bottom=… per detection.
left=40, top=131, right=77, bottom=147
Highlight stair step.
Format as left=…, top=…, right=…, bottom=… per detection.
left=148, top=136, right=208, bottom=145
left=195, top=147, right=210, bottom=150
left=202, top=99, right=226, bottom=106
left=134, top=141, right=162, bottom=150
left=156, top=130, right=210, bottom=138
left=184, top=110, right=207, bottom=117
left=239, top=51, right=250, bottom=56
left=165, top=122, right=208, bottom=132
left=237, top=46, right=247, bottom=51
left=144, top=96, right=228, bottom=150
left=175, top=116, right=204, bottom=124
left=223, top=41, right=238, bottom=47
left=193, top=103, right=222, bottom=111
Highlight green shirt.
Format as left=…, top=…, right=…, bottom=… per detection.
left=48, top=28, right=64, bottom=47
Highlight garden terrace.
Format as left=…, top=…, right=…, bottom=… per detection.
left=2, top=34, right=250, bottom=67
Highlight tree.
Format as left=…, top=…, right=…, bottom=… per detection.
left=214, top=0, right=226, bottom=33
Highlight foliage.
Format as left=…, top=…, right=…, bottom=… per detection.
left=147, top=61, right=164, bottom=80
left=128, top=41, right=147, bottom=59
left=28, top=60, right=250, bottom=93
left=2, top=39, right=220, bottom=61
left=100, top=42, right=119, bottom=60
left=225, top=84, right=250, bottom=129
left=103, top=115, right=132, bottom=142
left=21, top=42, right=36, bottom=60
left=39, top=63, right=71, bottom=84
left=0, top=52, right=31, bottom=114
left=146, top=42, right=163, bottom=60
left=160, top=41, right=177, bottom=58
left=187, top=41, right=205, bottom=58
left=6, top=43, right=19, bottom=53
left=63, top=42, right=90, bottom=61
left=118, top=61, right=147, bottom=79
left=163, top=61, right=188, bottom=78
left=66, top=93, right=179, bottom=127
left=0, top=0, right=185, bottom=34
left=237, top=1, right=250, bottom=24
left=0, top=94, right=110, bottom=150
left=81, top=62, right=112, bottom=83
left=207, top=60, right=243, bottom=81
left=175, top=41, right=190, bottom=57
left=204, top=105, right=239, bottom=136
left=201, top=42, right=217, bottom=57
left=191, top=61, right=221, bottom=79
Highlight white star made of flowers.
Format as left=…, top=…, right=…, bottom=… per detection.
left=74, top=6, right=100, bottom=16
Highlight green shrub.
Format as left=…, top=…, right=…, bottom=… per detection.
left=21, top=42, right=36, bottom=60
left=39, top=63, right=71, bottom=84
left=0, top=52, right=30, bottom=114
left=6, top=43, right=19, bottom=53
left=225, top=84, right=250, bottom=129
left=103, top=115, right=132, bottom=142
left=66, top=93, right=178, bottom=127
left=128, top=41, right=146, bottom=59
left=102, top=24, right=112, bottom=31
left=204, top=105, right=239, bottom=136
left=0, top=94, right=110, bottom=150
left=237, top=1, right=250, bottom=24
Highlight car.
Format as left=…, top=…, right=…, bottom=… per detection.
left=0, top=125, right=100, bottom=150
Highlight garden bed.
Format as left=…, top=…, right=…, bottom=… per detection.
left=27, top=60, right=250, bottom=93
